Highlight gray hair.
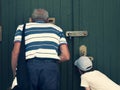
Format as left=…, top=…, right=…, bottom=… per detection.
left=31, top=9, right=49, bottom=21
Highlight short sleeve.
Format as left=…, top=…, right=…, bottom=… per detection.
left=81, top=75, right=89, bottom=88
left=14, top=25, right=23, bottom=42
left=59, top=32, right=67, bottom=45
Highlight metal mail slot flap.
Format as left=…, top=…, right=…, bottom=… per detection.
left=66, top=31, right=88, bottom=37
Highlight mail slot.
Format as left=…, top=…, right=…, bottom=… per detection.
left=66, top=31, right=88, bottom=37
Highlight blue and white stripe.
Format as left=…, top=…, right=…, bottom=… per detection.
left=14, top=22, right=67, bottom=60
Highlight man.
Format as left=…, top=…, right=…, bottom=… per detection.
left=74, top=56, right=120, bottom=90
left=11, top=8, right=70, bottom=90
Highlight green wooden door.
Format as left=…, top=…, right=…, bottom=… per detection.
left=0, top=0, right=120, bottom=90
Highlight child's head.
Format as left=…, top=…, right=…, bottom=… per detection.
left=74, top=56, right=93, bottom=73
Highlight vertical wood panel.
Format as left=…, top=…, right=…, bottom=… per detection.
left=0, top=0, right=2, bottom=88
left=51, top=0, right=61, bottom=25
left=60, top=0, right=73, bottom=90
left=1, top=0, right=11, bottom=89
left=82, top=0, right=105, bottom=70
left=117, top=0, right=120, bottom=84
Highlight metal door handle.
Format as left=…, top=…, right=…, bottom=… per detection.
left=79, top=45, right=94, bottom=61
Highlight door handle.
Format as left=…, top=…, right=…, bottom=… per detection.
left=79, top=45, right=94, bottom=61
left=79, top=45, right=87, bottom=56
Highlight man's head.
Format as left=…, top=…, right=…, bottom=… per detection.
left=31, top=8, right=49, bottom=22
left=74, top=56, right=93, bottom=72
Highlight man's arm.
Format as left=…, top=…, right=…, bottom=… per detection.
left=11, top=42, right=21, bottom=77
left=59, top=44, right=70, bottom=62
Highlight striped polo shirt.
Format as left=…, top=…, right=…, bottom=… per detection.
left=14, top=21, right=67, bottom=60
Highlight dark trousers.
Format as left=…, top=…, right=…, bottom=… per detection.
left=27, top=58, right=60, bottom=90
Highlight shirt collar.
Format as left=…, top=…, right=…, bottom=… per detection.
left=35, top=20, right=45, bottom=23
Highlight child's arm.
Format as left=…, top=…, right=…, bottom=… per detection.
left=85, top=87, right=91, bottom=90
